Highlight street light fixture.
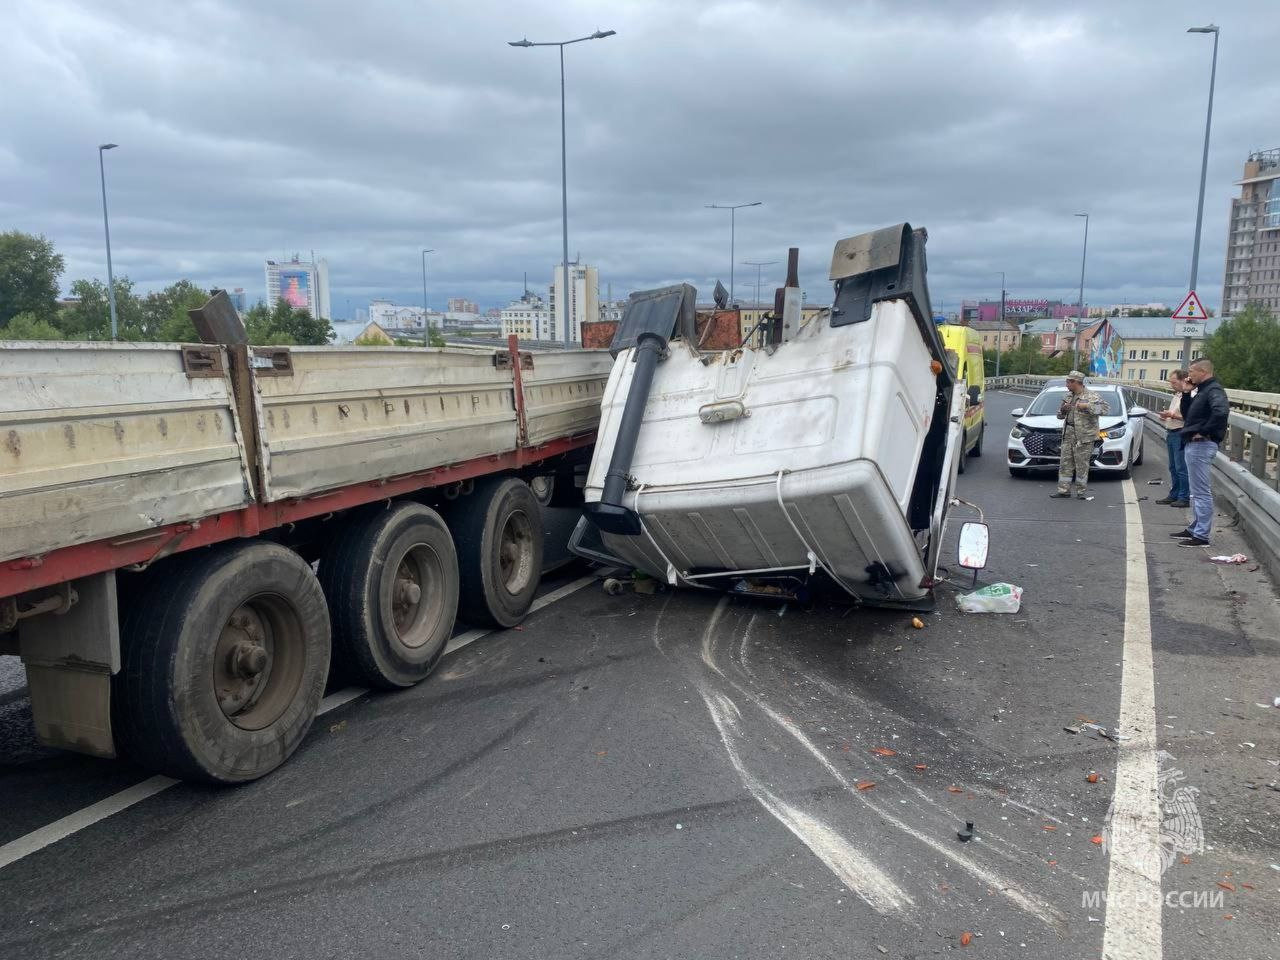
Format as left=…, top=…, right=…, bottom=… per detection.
left=508, top=28, right=616, bottom=346
left=706, top=202, right=762, bottom=307
left=97, top=143, right=120, bottom=340
left=1074, top=213, right=1089, bottom=371
left=1184, top=23, right=1219, bottom=364
left=421, top=248, right=435, bottom=347
left=996, top=270, right=1006, bottom=378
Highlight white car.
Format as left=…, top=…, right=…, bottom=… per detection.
left=1007, top=380, right=1148, bottom=479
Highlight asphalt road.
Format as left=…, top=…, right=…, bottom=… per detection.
left=1, top=391, right=1277, bottom=960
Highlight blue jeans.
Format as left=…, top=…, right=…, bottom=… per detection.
left=1165, top=430, right=1189, bottom=501
left=1184, top=439, right=1217, bottom=539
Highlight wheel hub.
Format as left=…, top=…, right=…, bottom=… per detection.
left=214, top=607, right=274, bottom=719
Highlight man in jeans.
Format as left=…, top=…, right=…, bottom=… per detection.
left=1173, top=358, right=1230, bottom=546
left=1156, top=370, right=1191, bottom=507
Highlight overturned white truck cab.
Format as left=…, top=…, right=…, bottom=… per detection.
left=575, top=224, right=971, bottom=608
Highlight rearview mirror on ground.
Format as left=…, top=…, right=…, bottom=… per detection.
left=957, top=521, right=989, bottom=570
left=1010, top=408, right=1024, bottom=418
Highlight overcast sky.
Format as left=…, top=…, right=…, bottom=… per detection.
left=3, top=0, right=1277, bottom=319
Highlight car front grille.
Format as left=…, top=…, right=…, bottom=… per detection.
left=1022, top=428, right=1061, bottom=458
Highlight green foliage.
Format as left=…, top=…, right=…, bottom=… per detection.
left=140, top=279, right=209, bottom=342
left=1, top=311, right=65, bottom=340
left=241, top=299, right=333, bottom=345
left=0, top=231, right=65, bottom=326
left=994, top=336, right=1076, bottom=376
left=57, top=277, right=146, bottom=340
left=1203, top=303, right=1280, bottom=392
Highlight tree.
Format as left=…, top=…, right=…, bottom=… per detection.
left=241, top=299, right=334, bottom=345
left=1, top=311, right=65, bottom=340
left=0, top=231, right=65, bottom=327
left=140, top=279, right=209, bottom=342
left=56, top=277, right=145, bottom=340
left=1203, top=303, right=1280, bottom=392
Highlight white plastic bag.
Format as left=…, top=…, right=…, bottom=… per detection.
left=957, top=582, right=1023, bottom=614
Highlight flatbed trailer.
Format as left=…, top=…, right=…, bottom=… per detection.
left=0, top=336, right=609, bottom=782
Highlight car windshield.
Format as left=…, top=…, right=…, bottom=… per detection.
left=1026, top=389, right=1120, bottom=417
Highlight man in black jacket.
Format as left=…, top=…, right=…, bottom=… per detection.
left=1173, top=358, right=1230, bottom=546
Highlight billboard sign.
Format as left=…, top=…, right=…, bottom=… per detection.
left=279, top=269, right=311, bottom=309
left=1003, top=299, right=1051, bottom=316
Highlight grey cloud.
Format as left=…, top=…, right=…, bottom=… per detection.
left=1, top=0, right=1276, bottom=317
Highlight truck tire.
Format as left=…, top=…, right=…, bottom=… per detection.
left=445, top=476, right=543, bottom=628
left=113, top=542, right=330, bottom=784
left=529, top=475, right=555, bottom=506
left=319, top=503, right=459, bottom=689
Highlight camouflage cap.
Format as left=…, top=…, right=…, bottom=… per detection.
left=1065, top=370, right=1086, bottom=382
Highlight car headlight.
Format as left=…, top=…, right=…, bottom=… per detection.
left=1102, top=424, right=1126, bottom=440
left=1010, top=427, right=1025, bottom=439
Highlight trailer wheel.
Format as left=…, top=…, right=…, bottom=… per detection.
left=113, top=542, right=330, bottom=784
left=529, top=475, right=555, bottom=506
left=446, top=476, right=543, bottom=628
left=319, top=503, right=459, bottom=689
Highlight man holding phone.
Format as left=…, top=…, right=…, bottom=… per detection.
left=1157, top=370, right=1192, bottom=507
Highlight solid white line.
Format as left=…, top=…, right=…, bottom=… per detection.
left=0, top=775, right=176, bottom=871
left=0, top=573, right=596, bottom=872
left=1101, top=479, right=1162, bottom=959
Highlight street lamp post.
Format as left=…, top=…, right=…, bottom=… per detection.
left=508, top=29, right=616, bottom=346
left=1074, top=213, right=1089, bottom=371
left=706, top=202, right=761, bottom=306
left=98, top=143, right=120, bottom=340
left=742, top=259, right=778, bottom=348
left=1185, top=24, right=1220, bottom=365
left=421, top=248, right=434, bottom=347
left=996, top=271, right=1006, bottom=378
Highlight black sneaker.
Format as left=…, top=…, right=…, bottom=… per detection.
left=1178, top=536, right=1210, bottom=547
left=1076, top=493, right=1088, bottom=500
left=1155, top=496, right=1175, bottom=505
left=1170, top=529, right=1194, bottom=539
left=1050, top=492, right=1072, bottom=499
left=1169, top=500, right=1190, bottom=508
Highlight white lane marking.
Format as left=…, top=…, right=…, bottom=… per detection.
left=0, top=775, right=176, bottom=871
left=700, top=687, right=913, bottom=915
left=443, top=574, right=594, bottom=656
left=1101, top=480, right=1162, bottom=960
left=746, top=692, right=1064, bottom=928
left=0, top=573, right=596, bottom=872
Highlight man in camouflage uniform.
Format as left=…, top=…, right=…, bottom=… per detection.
left=1051, top=370, right=1104, bottom=500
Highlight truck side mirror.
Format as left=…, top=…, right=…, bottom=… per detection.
left=957, top=521, right=989, bottom=571
left=967, top=385, right=981, bottom=406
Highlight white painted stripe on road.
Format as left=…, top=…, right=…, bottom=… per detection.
left=0, top=573, right=596, bottom=872
left=1101, top=479, right=1162, bottom=960
left=0, top=775, right=176, bottom=871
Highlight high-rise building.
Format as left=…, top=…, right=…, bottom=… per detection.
left=1222, top=148, right=1280, bottom=315
left=447, top=298, right=480, bottom=314
left=500, top=292, right=551, bottom=341
left=548, top=262, right=598, bottom=344
left=265, top=255, right=331, bottom=319
left=227, top=288, right=248, bottom=314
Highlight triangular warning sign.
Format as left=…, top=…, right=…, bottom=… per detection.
left=1172, top=291, right=1206, bottom=321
